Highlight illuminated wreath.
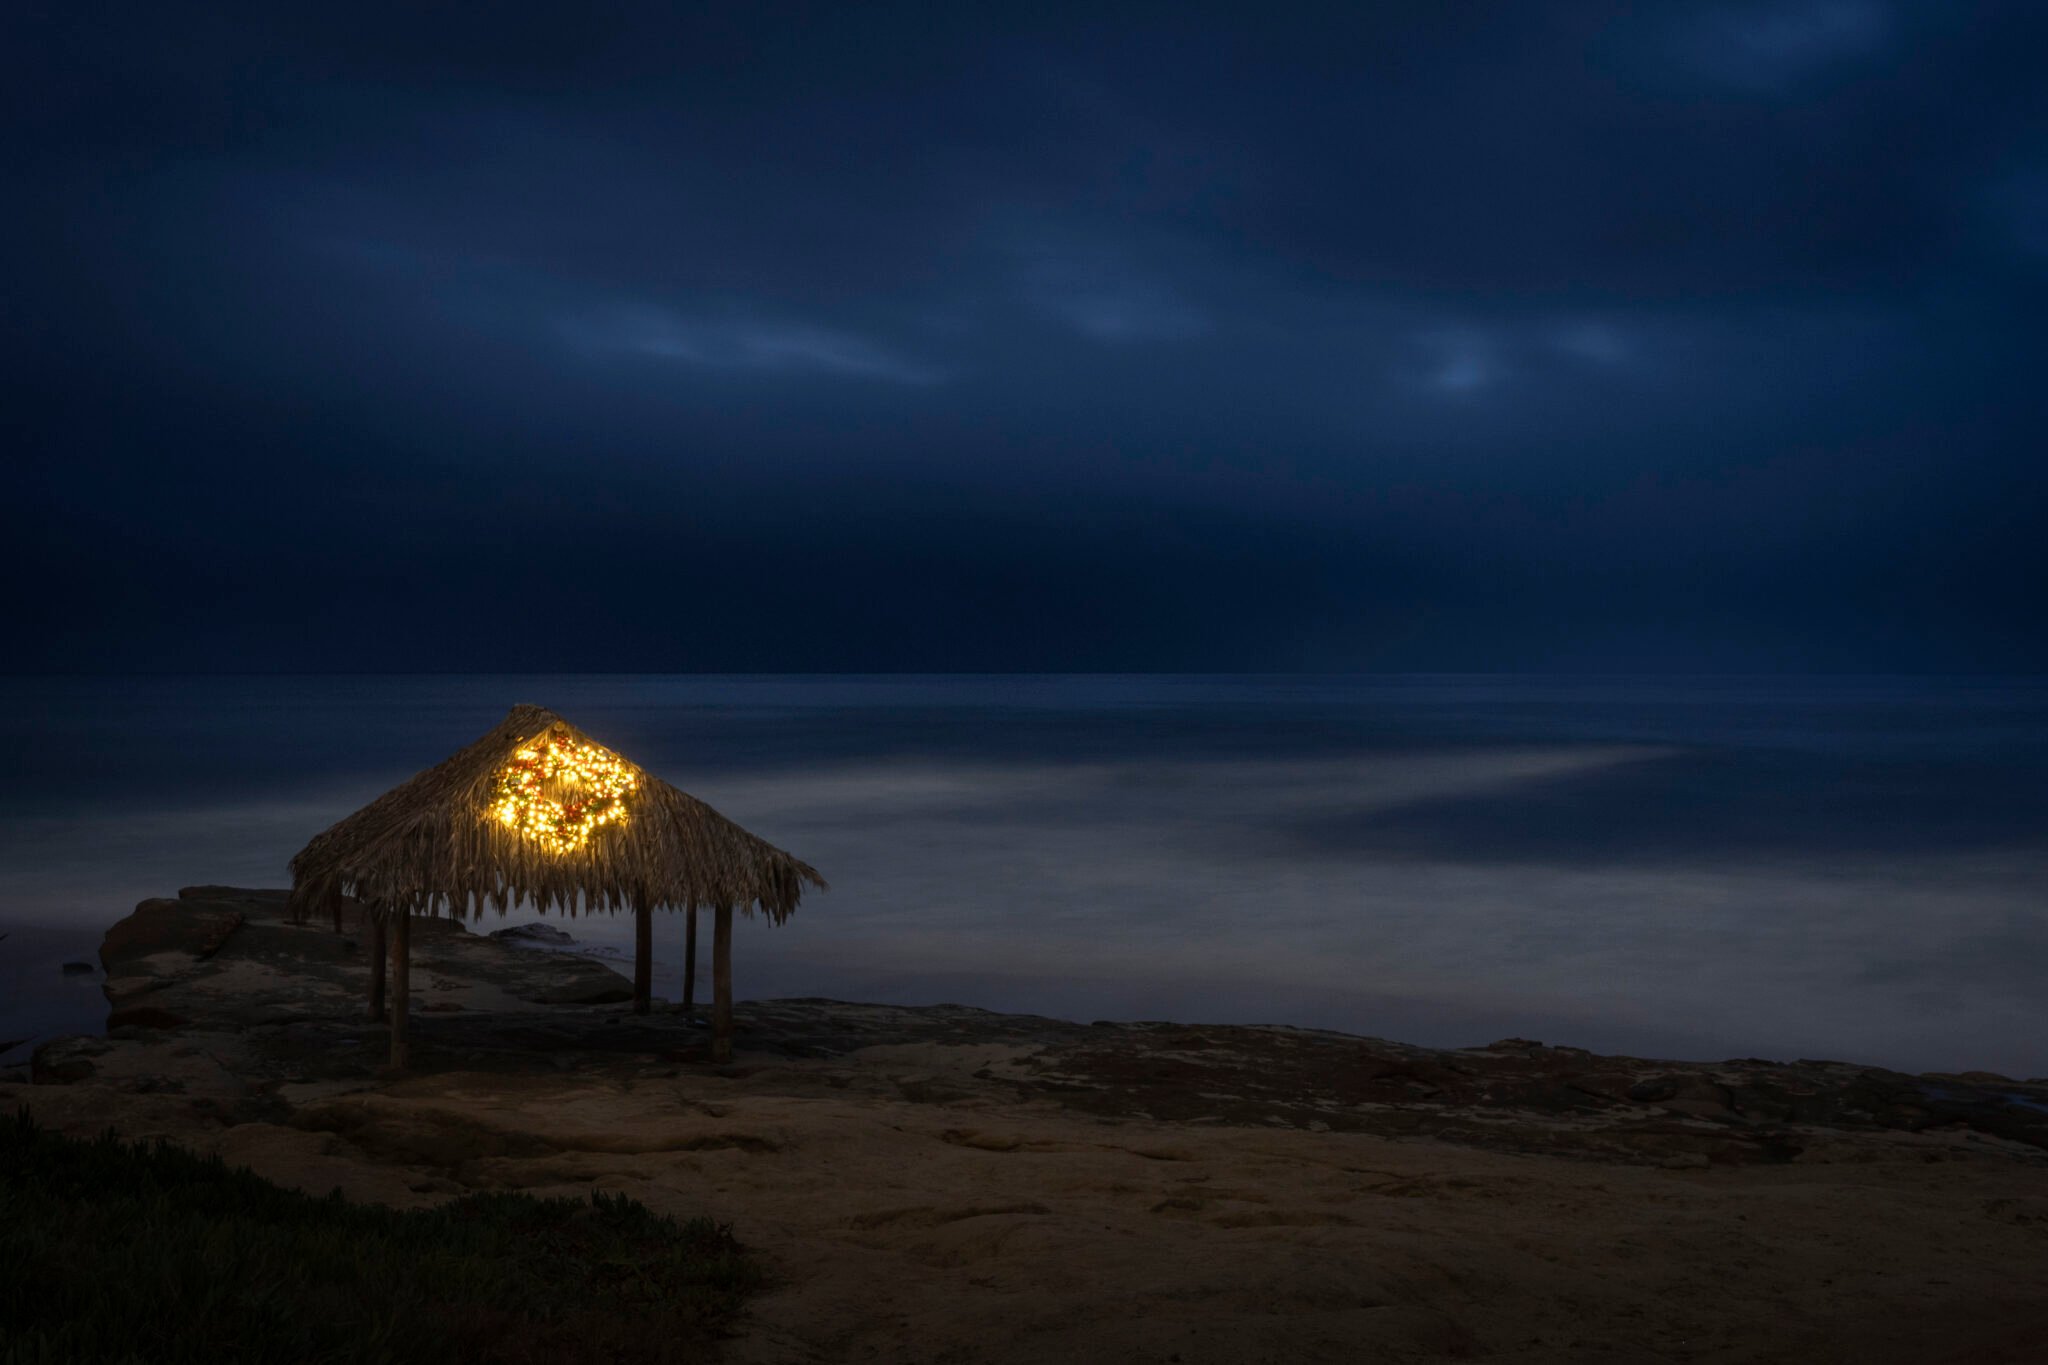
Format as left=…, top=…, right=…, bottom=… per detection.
left=487, top=729, right=638, bottom=855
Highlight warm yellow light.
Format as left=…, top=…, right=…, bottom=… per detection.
left=486, top=728, right=638, bottom=855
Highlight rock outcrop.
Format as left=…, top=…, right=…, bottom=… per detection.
left=14, top=888, right=2048, bottom=1365
left=26, top=886, right=2048, bottom=1170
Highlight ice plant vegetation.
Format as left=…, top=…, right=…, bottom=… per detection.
left=0, top=1109, right=763, bottom=1364
left=488, top=727, right=638, bottom=855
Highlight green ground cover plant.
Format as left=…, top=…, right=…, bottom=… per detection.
left=0, top=1108, right=763, bottom=1364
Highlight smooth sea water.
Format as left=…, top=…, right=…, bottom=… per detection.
left=4, top=674, right=2045, bottom=1077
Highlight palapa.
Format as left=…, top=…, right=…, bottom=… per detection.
left=288, top=703, right=825, bottom=1066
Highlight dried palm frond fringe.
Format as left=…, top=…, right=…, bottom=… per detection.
left=287, top=704, right=824, bottom=925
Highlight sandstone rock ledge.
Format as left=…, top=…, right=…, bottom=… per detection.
left=10, top=888, right=2048, bottom=1365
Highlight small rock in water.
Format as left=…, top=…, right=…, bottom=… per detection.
left=490, top=922, right=575, bottom=945
left=61, top=961, right=95, bottom=976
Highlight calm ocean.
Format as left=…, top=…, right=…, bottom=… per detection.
left=4, top=674, right=2045, bottom=1076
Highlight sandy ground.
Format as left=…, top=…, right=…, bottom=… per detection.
left=11, top=889, right=2048, bottom=1363
left=14, top=1043, right=2048, bottom=1364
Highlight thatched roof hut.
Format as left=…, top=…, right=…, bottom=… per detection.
left=288, top=703, right=824, bottom=1065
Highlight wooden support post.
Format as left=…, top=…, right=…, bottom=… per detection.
left=389, top=910, right=411, bottom=1070
left=712, top=904, right=734, bottom=1064
left=368, top=911, right=387, bottom=1021
left=682, top=905, right=698, bottom=1015
left=633, top=895, right=653, bottom=1015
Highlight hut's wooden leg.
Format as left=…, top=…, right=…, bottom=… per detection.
left=712, top=904, right=733, bottom=1064
left=683, top=906, right=698, bottom=1015
left=368, top=913, right=387, bottom=1021
left=633, top=897, right=652, bottom=1014
left=389, top=911, right=411, bottom=1070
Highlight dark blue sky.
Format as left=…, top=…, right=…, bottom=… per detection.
left=9, top=1, right=2045, bottom=672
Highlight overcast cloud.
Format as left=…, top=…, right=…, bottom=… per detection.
left=6, top=0, right=2044, bottom=670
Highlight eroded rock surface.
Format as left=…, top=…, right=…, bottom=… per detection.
left=13, top=888, right=2048, bottom=1365
left=28, top=886, right=2048, bottom=1172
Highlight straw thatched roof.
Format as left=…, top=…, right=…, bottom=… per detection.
left=288, top=704, right=824, bottom=924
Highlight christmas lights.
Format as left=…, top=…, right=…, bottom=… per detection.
left=487, top=728, right=638, bottom=854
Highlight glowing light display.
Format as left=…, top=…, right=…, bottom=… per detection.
left=487, top=728, right=638, bottom=854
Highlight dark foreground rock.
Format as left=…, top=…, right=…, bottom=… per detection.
left=27, top=886, right=2048, bottom=1170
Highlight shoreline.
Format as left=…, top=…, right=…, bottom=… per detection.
left=9, top=888, right=2048, bottom=1362
left=10, top=903, right=2034, bottom=1086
